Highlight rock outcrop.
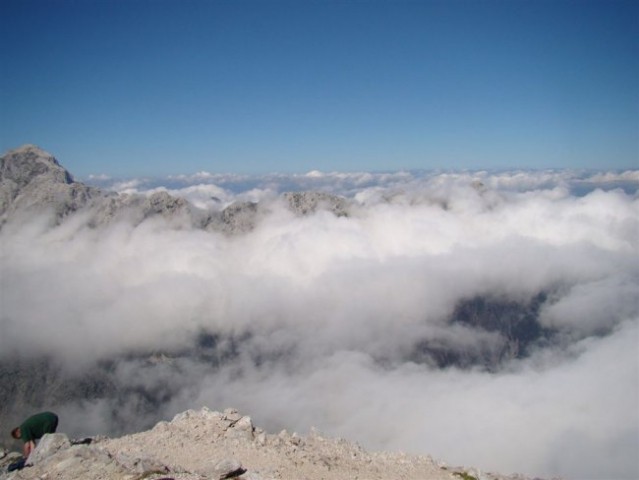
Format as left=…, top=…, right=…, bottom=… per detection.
left=283, top=192, right=349, bottom=217
left=1, top=407, right=542, bottom=480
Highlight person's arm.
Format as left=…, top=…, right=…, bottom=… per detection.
left=23, top=440, right=35, bottom=458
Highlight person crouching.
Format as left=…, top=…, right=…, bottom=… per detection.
left=10, top=411, right=59, bottom=459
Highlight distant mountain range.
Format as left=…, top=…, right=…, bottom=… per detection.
left=0, top=144, right=349, bottom=234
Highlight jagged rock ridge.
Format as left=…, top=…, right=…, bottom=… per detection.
left=0, top=145, right=352, bottom=232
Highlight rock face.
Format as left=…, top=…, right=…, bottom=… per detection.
left=0, top=145, right=100, bottom=225
left=0, top=407, right=541, bottom=480
left=283, top=192, right=349, bottom=217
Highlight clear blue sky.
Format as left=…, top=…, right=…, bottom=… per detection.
left=1, top=0, right=637, bottom=177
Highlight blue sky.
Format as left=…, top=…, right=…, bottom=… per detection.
left=1, top=0, right=637, bottom=178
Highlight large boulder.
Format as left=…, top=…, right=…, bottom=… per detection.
left=26, top=433, right=71, bottom=466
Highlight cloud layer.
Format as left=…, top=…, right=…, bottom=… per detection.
left=1, top=170, right=638, bottom=479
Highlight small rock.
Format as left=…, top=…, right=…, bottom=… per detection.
left=224, top=415, right=255, bottom=441
left=70, top=437, right=94, bottom=446
left=255, top=432, right=267, bottom=446
left=223, top=408, right=242, bottom=423
left=203, top=458, right=246, bottom=479
left=115, top=451, right=169, bottom=474
left=234, top=416, right=253, bottom=431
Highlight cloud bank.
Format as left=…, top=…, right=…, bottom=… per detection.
left=1, top=169, right=638, bottom=480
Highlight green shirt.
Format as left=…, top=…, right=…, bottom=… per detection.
left=19, top=412, right=58, bottom=442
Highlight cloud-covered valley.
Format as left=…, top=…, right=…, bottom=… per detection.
left=1, top=147, right=637, bottom=479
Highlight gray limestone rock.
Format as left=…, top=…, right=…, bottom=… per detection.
left=219, top=201, right=259, bottom=233
left=224, top=415, right=254, bottom=441
left=142, top=191, right=193, bottom=222
left=0, top=145, right=99, bottom=225
left=26, top=433, right=71, bottom=466
left=283, top=191, right=349, bottom=217
left=114, top=450, right=170, bottom=475
left=207, top=458, right=246, bottom=479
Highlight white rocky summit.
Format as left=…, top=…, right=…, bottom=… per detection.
left=0, top=407, right=547, bottom=480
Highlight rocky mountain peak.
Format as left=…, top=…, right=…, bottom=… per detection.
left=0, top=145, right=98, bottom=225
left=0, top=144, right=74, bottom=187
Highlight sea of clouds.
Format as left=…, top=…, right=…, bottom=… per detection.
left=1, top=168, right=638, bottom=479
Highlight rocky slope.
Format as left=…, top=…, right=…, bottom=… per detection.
left=0, top=407, right=543, bottom=480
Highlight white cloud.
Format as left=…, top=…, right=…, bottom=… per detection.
left=1, top=169, right=637, bottom=479
left=111, top=179, right=144, bottom=194
left=87, top=173, right=111, bottom=181
left=183, top=320, right=638, bottom=479
left=585, top=170, right=639, bottom=184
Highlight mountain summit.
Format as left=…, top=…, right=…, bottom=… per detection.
left=0, top=145, right=73, bottom=185
left=0, top=145, right=97, bottom=224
